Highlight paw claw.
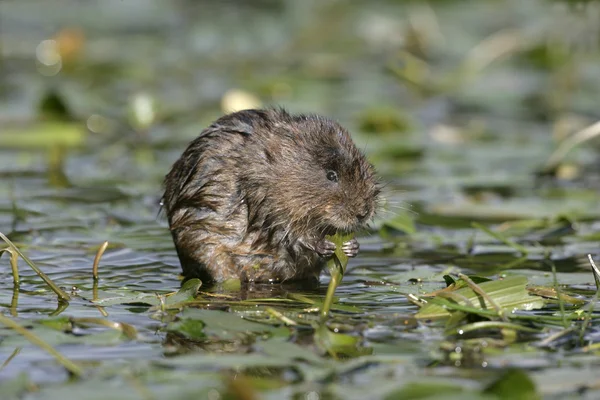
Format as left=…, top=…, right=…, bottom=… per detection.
left=341, top=238, right=359, bottom=258
left=315, top=239, right=336, bottom=258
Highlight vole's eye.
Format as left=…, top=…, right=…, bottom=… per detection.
left=326, top=170, right=339, bottom=182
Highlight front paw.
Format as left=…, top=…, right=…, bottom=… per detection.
left=315, top=239, right=336, bottom=258
left=342, top=238, right=359, bottom=258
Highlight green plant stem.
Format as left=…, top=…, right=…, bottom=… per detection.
left=472, top=222, right=529, bottom=255
left=8, top=249, right=19, bottom=285
left=0, top=314, right=82, bottom=376
left=447, top=320, right=541, bottom=336
left=550, top=262, right=569, bottom=329
left=0, top=232, right=70, bottom=301
left=0, top=347, right=21, bottom=371
left=587, top=254, right=600, bottom=290
left=579, top=255, right=600, bottom=345
left=320, top=254, right=343, bottom=320
left=265, top=307, right=297, bottom=326
left=92, top=241, right=108, bottom=281
left=10, top=286, right=18, bottom=317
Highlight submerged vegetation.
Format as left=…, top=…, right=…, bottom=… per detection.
left=3, top=0, right=600, bottom=399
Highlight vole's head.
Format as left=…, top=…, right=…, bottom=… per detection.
left=253, top=110, right=380, bottom=238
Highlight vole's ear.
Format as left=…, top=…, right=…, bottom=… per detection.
left=217, top=109, right=269, bottom=136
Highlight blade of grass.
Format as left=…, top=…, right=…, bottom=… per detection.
left=539, top=327, right=576, bottom=347
left=287, top=293, right=319, bottom=306
left=49, top=300, right=70, bottom=317
left=544, top=120, right=600, bottom=171
left=0, top=232, right=70, bottom=301
left=460, top=28, right=522, bottom=81
left=265, top=307, right=297, bottom=326
left=508, top=313, right=580, bottom=324
left=447, top=320, right=542, bottom=336
left=92, top=241, right=109, bottom=281
left=458, top=273, right=506, bottom=321
left=527, top=286, right=585, bottom=305
left=10, top=285, right=18, bottom=317
left=71, top=317, right=137, bottom=340
left=587, top=254, right=600, bottom=290
left=421, top=297, right=500, bottom=319
left=0, top=347, right=21, bottom=371
left=92, top=242, right=109, bottom=316
left=437, top=291, right=476, bottom=308
left=579, top=255, right=600, bottom=345
left=430, top=298, right=578, bottom=326
left=5, top=248, right=19, bottom=285
left=0, top=314, right=82, bottom=376
left=497, top=255, right=528, bottom=270
left=550, top=262, right=569, bottom=329
left=9, top=249, right=19, bottom=285
left=472, top=222, right=529, bottom=255
left=0, top=248, right=19, bottom=285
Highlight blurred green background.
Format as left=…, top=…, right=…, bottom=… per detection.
left=2, top=1, right=600, bottom=399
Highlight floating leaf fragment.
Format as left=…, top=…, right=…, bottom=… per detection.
left=314, top=324, right=372, bottom=359
left=94, top=278, right=201, bottom=308
left=0, top=122, right=85, bottom=149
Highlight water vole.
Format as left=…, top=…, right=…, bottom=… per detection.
left=162, top=108, right=380, bottom=283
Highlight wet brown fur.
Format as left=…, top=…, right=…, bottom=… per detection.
left=162, top=108, right=379, bottom=283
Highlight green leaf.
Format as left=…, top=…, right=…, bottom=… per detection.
left=162, top=278, right=202, bottom=307
left=93, top=278, right=201, bottom=308
left=448, top=275, right=493, bottom=290
left=92, top=290, right=162, bottom=306
left=443, top=275, right=456, bottom=286
left=176, top=309, right=289, bottom=340
left=384, top=381, right=468, bottom=400
left=167, top=319, right=206, bottom=340
left=314, top=324, right=372, bottom=358
left=484, top=368, right=540, bottom=400
left=415, top=276, right=545, bottom=320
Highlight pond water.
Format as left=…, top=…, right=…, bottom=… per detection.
left=2, top=1, right=600, bottom=399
